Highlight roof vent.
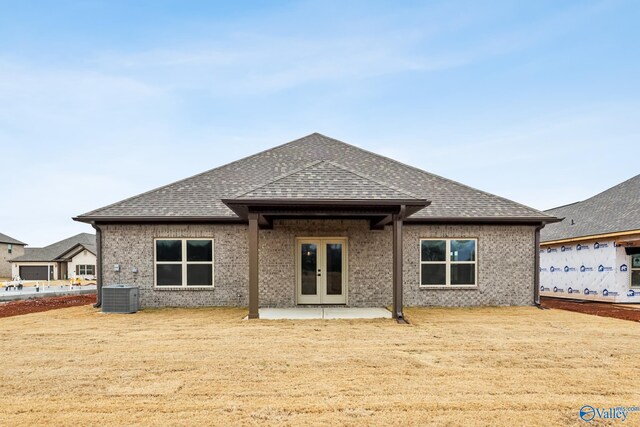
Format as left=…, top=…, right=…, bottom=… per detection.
left=102, top=284, right=139, bottom=314
left=570, top=219, right=575, bottom=225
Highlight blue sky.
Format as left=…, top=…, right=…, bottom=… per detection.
left=1, top=0, right=638, bottom=246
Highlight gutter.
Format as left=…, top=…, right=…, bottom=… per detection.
left=91, top=223, right=103, bottom=308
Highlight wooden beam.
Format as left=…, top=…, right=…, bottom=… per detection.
left=248, top=213, right=259, bottom=319
left=370, top=215, right=392, bottom=230
left=392, top=206, right=406, bottom=322
left=258, top=214, right=273, bottom=229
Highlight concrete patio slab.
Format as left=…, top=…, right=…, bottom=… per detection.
left=256, top=307, right=391, bottom=320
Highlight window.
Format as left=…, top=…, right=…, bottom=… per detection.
left=420, top=239, right=477, bottom=286
left=631, top=254, right=640, bottom=288
left=77, top=265, right=95, bottom=275
left=155, top=239, right=214, bottom=287
left=7, top=244, right=12, bottom=254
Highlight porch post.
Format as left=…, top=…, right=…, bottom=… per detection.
left=248, top=213, right=260, bottom=319
left=392, top=206, right=406, bottom=322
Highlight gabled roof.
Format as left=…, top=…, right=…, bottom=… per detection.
left=0, top=232, right=26, bottom=246
left=233, top=160, right=421, bottom=200
left=75, top=133, right=556, bottom=223
left=10, top=233, right=96, bottom=263
left=541, top=174, right=640, bottom=242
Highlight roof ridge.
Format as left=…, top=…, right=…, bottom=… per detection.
left=77, top=133, right=323, bottom=218
left=314, top=133, right=554, bottom=218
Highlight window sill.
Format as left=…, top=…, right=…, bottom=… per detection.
left=419, top=285, right=478, bottom=290
left=154, top=286, right=215, bottom=291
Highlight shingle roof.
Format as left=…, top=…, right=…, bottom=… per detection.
left=541, top=174, right=640, bottom=242
left=76, top=133, right=555, bottom=222
left=0, top=232, right=26, bottom=245
left=234, top=160, right=421, bottom=200
left=10, top=233, right=96, bottom=262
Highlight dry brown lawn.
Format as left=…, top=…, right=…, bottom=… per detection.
left=1, top=306, right=638, bottom=426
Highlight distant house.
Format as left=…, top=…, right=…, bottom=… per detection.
left=0, top=232, right=26, bottom=278
left=540, top=174, right=640, bottom=303
left=74, top=133, right=558, bottom=319
left=10, top=233, right=96, bottom=281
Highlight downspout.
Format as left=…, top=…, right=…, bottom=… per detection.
left=91, top=222, right=103, bottom=308
left=534, top=224, right=545, bottom=308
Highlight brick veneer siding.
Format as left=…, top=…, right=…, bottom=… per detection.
left=1, top=243, right=25, bottom=278
left=259, top=219, right=392, bottom=307
left=403, top=225, right=536, bottom=306
left=100, top=224, right=249, bottom=308
left=99, top=222, right=536, bottom=308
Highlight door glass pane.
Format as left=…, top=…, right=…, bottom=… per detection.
left=421, top=240, right=446, bottom=261
left=421, top=264, right=446, bottom=285
left=187, top=264, right=213, bottom=286
left=326, top=243, right=342, bottom=295
left=451, top=264, right=475, bottom=285
left=301, top=243, right=317, bottom=295
left=187, top=240, right=212, bottom=262
left=450, top=240, right=476, bottom=261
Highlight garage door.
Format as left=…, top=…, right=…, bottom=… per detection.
left=19, top=266, right=50, bottom=280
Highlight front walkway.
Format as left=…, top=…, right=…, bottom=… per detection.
left=257, top=307, right=392, bottom=320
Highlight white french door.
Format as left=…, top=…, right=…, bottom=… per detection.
left=297, top=238, right=347, bottom=304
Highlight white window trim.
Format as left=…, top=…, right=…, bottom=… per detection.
left=631, top=254, right=640, bottom=288
left=77, top=264, right=95, bottom=275
left=154, top=238, right=215, bottom=289
left=419, top=238, right=478, bottom=288
left=7, top=244, right=12, bottom=254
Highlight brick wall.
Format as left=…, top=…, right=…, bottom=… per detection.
left=100, top=222, right=536, bottom=308
left=0, top=243, right=25, bottom=278
left=403, top=225, right=536, bottom=306
left=259, top=219, right=392, bottom=307
left=100, top=224, right=249, bottom=308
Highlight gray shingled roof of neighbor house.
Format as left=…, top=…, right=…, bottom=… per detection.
left=0, top=232, right=26, bottom=246
left=10, top=233, right=96, bottom=262
left=76, top=133, right=556, bottom=222
left=541, top=174, right=640, bottom=242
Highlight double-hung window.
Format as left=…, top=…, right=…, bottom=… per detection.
left=7, top=244, right=12, bottom=254
left=77, top=265, right=95, bottom=275
left=420, top=239, right=477, bottom=286
left=155, top=239, right=214, bottom=287
left=631, top=254, right=640, bottom=288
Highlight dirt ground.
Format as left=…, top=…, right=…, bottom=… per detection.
left=0, top=294, right=96, bottom=318
left=542, top=297, right=640, bottom=322
left=1, top=306, right=638, bottom=426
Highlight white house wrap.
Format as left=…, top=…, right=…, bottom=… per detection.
left=540, top=174, right=640, bottom=304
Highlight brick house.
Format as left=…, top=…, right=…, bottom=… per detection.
left=10, top=233, right=97, bottom=281
left=0, top=232, right=26, bottom=278
left=74, top=133, right=559, bottom=319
